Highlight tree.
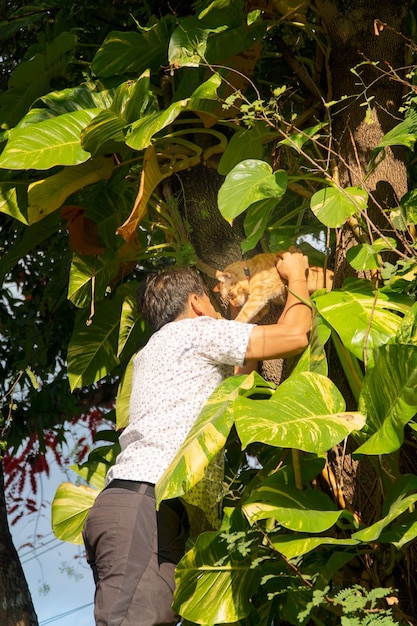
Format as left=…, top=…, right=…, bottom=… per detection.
left=1, top=0, right=417, bottom=623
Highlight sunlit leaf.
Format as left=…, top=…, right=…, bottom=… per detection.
left=355, top=344, right=417, bottom=454
left=52, top=482, right=97, bottom=545
left=0, top=184, right=27, bottom=223
left=310, top=186, right=368, bottom=228
left=243, top=485, right=355, bottom=532
left=68, top=252, right=120, bottom=308
left=173, top=508, right=260, bottom=623
left=346, top=238, right=396, bottom=271
left=235, top=372, right=365, bottom=454
left=270, top=534, right=358, bottom=559
left=27, top=157, right=114, bottom=223
left=218, top=159, right=287, bottom=224
left=313, top=283, right=409, bottom=363
left=156, top=372, right=274, bottom=504
left=0, top=109, right=100, bottom=170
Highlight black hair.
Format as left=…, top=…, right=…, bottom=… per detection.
left=136, top=267, right=206, bottom=331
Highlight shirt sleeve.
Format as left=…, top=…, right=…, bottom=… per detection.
left=192, top=316, right=255, bottom=367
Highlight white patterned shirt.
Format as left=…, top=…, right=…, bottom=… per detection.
left=106, top=316, right=255, bottom=485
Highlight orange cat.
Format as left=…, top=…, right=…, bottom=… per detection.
left=215, top=252, right=333, bottom=323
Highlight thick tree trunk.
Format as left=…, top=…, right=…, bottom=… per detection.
left=316, top=0, right=410, bottom=280
left=0, top=463, right=38, bottom=626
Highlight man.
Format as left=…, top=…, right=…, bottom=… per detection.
left=83, top=249, right=311, bottom=626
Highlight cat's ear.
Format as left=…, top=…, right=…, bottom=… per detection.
left=215, top=270, right=231, bottom=283
left=214, top=270, right=231, bottom=292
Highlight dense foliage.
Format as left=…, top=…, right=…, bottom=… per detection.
left=1, top=0, right=417, bottom=624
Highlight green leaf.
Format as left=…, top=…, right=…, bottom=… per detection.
left=355, top=344, right=417, bottom=455
left=376, top=110, right=417, bottom=150
left=290, top=312, right=331, bottom=376
left=313, top=285, right=408, bottom=363
left=51, top=482, right=97, bottom=545
left=116, top=356, right=134, bottom=430
left=396, top=302, right=417, bottom=344
left=278, top=123, right=328, bottom=152
left=92, top=17, right=175, bottom=78
left=126, top=75, right=221, bottom=151
left=218, top=159, right=287, bottom=224
left=235, top=372, right=365, bottom=454
left=243, top=485, right=355, bottom=532
left=310, top=186, right=368, bottom=228
left=156, top=372, right=274, bottom=504
left=67, top=293, right=124, bottom=390
left=270, top=534, right=358, bottom=560
left=68, top=252, right=120, bottom=309
left=0, top=184, right=28, bottom=223
left=117, top=283, right=151, bottom=361
left=218, top=123, right=273, bottom=176
left=168, top=17, right=227, bottom=68
left=173, top=508, right=260, bottom=623
left=352, top=475, right=417, bottom=542
left=346, top=238, right=397, bottom=271
left=0, top=109, right=100, bottom=170
left=27, top=156, right=114, bottom=224
left=241, top=198, right=277, bottom=254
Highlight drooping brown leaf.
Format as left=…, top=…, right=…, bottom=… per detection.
left=61, top=205, right=105, bottom=256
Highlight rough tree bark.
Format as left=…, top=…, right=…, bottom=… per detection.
left=315, top=0, right=410, bottom=279
left=315, top=2, right=416, bottom=615
left=0, top=463, right=38, bottom=626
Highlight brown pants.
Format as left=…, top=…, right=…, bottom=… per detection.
left=82, top=480, right=189, bottom=626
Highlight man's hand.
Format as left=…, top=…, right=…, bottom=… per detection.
left=276, top=248, right=309, bottom=283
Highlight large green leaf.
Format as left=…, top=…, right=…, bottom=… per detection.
left=310, top=186, right=368, bottom=228
left=243, top=485, right=355, bottom=532
left=116, top=356, right=134, bottom=430
left=68, top=252, right=120, bottom=308
left=313, top=283, right=409, bottom=363
left=0, top=109, right=100, bottom=170
left=352, top=475, right=417, bottom=542
left=126, top=74, right=222, bottom=151
left=156, top=372, right=274, bottom=505
left=218, top=159, right=288, bottom=224
left=270, top=534, right=358, bottom=559
left=355, top=344, right=417, bottom=454
left=117, top=282, right=151, bottom=362
left=67, top=292, right=124, bottom=390
left=27, top=156, right=114, bottom=223
left=52, top=482, right=97, bottom=545
left=234, top=372, right=365, bottom=454
left=173, top=508, right=260, bottom=624
left=91, top=16, right=175, bottom=78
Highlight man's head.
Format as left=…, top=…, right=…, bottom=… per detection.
left=137, top=267, right=215, bottom=331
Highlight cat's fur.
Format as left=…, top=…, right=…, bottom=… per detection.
left=215, top=252, right=333, bottom=323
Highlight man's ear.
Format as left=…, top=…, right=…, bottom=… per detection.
left=189, top=293, right=205, bottom=316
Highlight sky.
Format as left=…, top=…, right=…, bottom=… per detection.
left=11, top=456, right=96, bottom=626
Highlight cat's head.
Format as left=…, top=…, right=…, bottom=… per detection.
left=214, top=270, right=249, bottom=307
